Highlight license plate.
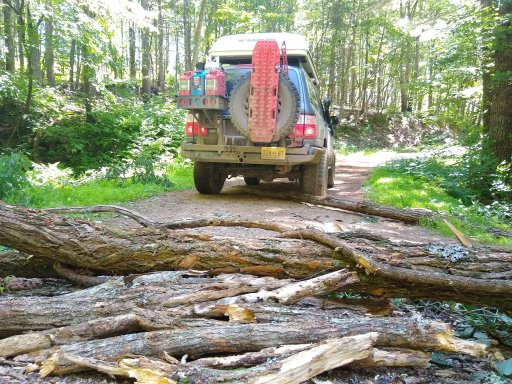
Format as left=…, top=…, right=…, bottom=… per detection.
left=261, top=147, right=286, bottom=160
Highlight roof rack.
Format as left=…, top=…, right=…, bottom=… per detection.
left=209, top=33, right=319, bottom=83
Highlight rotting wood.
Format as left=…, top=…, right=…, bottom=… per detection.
left=0, top=272, right=293, bottom=337
left=52, top=333, right=378, bottom=384
left=52, top=262, right=111, bottom=287
left=0, top=269, right=487, bottom=382
left=53, top=345, right=428, bottom=384
left=1, top=202, right=512, bottom=310
left=442, top=218, right=472, bottom=248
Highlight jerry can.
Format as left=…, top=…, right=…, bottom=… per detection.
left=179, top=71, right=192, bottom=96
left=191, top=70, right=207, bottom=96
left=205, top=70, right=226, bottom=96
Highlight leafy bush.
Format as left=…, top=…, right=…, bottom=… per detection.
left=0, top=152, right=32, bottom=204
left=364, top=146, right=511, bottom=246
left=379, top=144, right=510, bottom=205
left=36, top=95, right=185, bottom=175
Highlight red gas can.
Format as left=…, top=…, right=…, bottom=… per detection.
left=205, top=70, right=226, bottom=96
left=179, top=71, right=192, bottom=96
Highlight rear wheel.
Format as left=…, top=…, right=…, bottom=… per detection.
left=194, top=162, right=226, bottom=194
left=302, top=150, right=328, bottom=197
left=243, top=177, right=261, bottom=186
left=327, top=154, right=336, bottom=189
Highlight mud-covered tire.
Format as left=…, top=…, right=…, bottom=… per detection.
left=229, top=72, right=300, bottom=143
left=243, top=177, right=261, bottom=186
left=302, top=150, right=328, bottom=197
left=193, top=162, right=226, bottom=194
left=327, top=154, right=336, bottom=189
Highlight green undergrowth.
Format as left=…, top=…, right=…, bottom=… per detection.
left=363, top=149, right=511, bottom=247
left=26, top=169, right=193, bottom=209
left=0, top=152, right=193, bottom=209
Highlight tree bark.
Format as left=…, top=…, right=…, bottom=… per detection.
left=44, top=9, right=55, bottom=87
left=1, top=203, right=512, bottom=310
left=486, top=1, right=512, bottom=165
left=0, top=270, right=485, bottom=382
left=182, top=0, right=192, bottom=70
left=68, top=39, right=75, bottom=90
left=2, top=0, right=16, bottom=72
left=191, top=0, right=207, bottom=68
left=14, top=0, right=25, bottom=71
left=128, top=24, right=136, bottom=80
left=141, top=0, right=151, bottom=96
left=156, top=0, right=166, bottom=91
left=245, top=189, right=433, bottom=223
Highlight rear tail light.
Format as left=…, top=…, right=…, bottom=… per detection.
left=185, top=114, right=207, bottom=137
left=291, top=114, right=317, bottom=140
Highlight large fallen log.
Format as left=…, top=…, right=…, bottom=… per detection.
left=57, top=333, right=380, bottom=383
left=0, top=270, right=485, bottom=383
left=1, top=202, right=512, bottom=310
left=244, top=190, right=434, bottom=223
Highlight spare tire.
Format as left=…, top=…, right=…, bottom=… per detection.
left=229, top=72, right=300, bottom=143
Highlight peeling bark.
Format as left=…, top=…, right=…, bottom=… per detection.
left=1, top=203, right=512, bottom=310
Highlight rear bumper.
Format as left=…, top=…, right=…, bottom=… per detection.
left=181, top=142, right=324, bottom=165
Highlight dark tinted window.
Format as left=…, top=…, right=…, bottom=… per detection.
left=302, top=70, right=322, bottom=117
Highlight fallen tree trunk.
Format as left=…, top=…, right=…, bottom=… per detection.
left=244, top=190, right=434, bottom=223
left=1, top=202, right=512, bottom=310
left=0, top=270, right=485, bottom=383
left=56, top=343, right=429, bottom=384
left=57, top=333, right=380, bottom=383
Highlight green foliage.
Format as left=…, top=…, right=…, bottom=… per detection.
left=36, top=94, right=186, bottom=174
left=24, top=160, right=193, bottom=209
left=364, top=147, right=511, bottom=246
left=0, top=275, right=15, bottom=295
left=0, top=150, right=193, bottom=209
left=0, top=72, right=28, bottom=133
left=0, top=72, right=28, bottom=106
left=0, top=152, right=32, bottom=204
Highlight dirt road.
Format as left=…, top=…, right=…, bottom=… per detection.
left=115, top=151, right=451, bottom=245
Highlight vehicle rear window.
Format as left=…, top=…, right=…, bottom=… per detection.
left=224, top=66, right=301, bottom=100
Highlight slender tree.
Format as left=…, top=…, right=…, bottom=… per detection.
left=3, top=0, right=16, bottom=72
left=140, top=0, right=151, bottom=96
left=44, top=8, right=55, bottom=86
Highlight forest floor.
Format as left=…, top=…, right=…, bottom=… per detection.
left=2, top=152, right=509, bottom=384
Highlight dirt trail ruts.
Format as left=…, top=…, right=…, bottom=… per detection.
left=111, top=151, right=451, bottom=245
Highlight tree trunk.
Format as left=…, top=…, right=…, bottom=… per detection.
left=486, top=1, right=512, bottom=165
left=1, top=203, right=512, bottom=310
left=191, top=0, right=207, bottom=68
left=14, top=0, right=25, bottom=71
left=68, top=39, right=75, bottom=90
left=81, top=43, right=94, bottom=123
left=27, top=8, right=42, bottom=85
left=0, top=270, right=485, bottom=382
left=141, top=0, right=151, bottom=96
left=157, top=0, right=165, bottom=92
left=44, top=10, right=55, bottom=87
left=183, top=0, right=192, bottom=70
left=128, top=24, right=137, bottom=80
left=3, top=0, right=16, bottom=72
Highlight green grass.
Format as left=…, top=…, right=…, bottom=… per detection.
left=364, top=166, right=512, bottom=247
left=26, top=166, right=194, bottom=209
